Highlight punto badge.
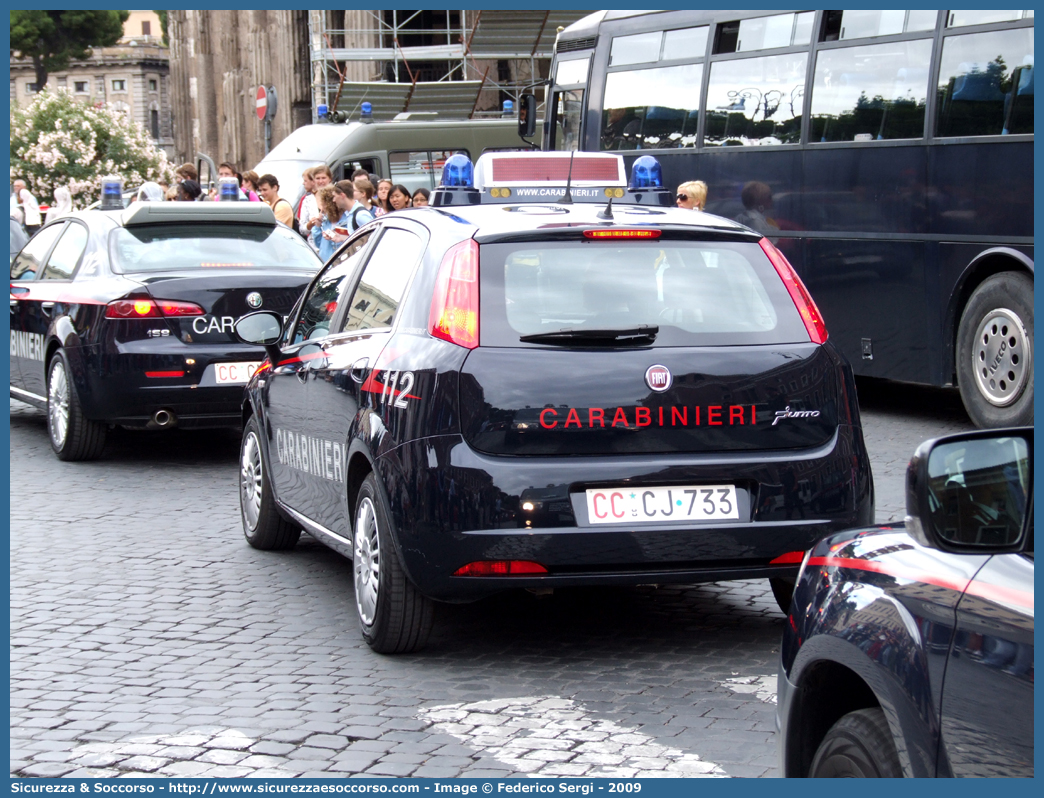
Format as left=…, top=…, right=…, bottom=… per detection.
left=645, top=364, right=672, bottom=393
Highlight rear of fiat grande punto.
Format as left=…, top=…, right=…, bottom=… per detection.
left=382, top=222, right=874, bottom=609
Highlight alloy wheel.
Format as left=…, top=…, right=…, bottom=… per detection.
left=240, top=431, right=263, bottom=530
left=48, top=361, right=70, bottom=448
left=354, top=497, right=381, bottom=626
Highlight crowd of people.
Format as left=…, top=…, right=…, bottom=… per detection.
left=12, top=159, right=772, bottom=266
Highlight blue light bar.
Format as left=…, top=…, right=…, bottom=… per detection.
left=441, top=153, right=474, bottom=188
left=629, top=156, right=663, bottom=190
left=218, top=176, right=240, bottom=201
left=100, top=176, right=124, bottom=211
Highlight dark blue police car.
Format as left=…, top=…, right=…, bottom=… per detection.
left=233, top=151, right=874, bottom=653
left=9, top=201, right=320, bottom=460
left=778, top=427, right=1033, bottom=777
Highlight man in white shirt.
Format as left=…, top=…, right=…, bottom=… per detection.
left=13, top=180, right=41, bottom=235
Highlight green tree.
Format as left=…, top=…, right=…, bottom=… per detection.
left=10, top=10, right=129, bottom=91
left=153, top=10, right=169, bottom=46
left=11, top=89, right=174, bottom=206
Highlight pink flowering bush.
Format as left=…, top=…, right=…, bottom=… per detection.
left=10, top=89, right=174, bottom=206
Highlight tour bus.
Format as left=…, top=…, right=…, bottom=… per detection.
left=199, top=116, right=529, bottom=211
left=535, top=9, right=1034, bottom=428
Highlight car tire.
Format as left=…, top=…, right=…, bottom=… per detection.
left=47, top=350, right=106, bottom=461
left=956, top=272, right=1033, bottom=429
left=239, top=416, right=301, bottom=550
left=809, top=708, right=903, bottom=778
left=353, top=473, right=434, bottom=654
left=769, top=576, right=795, bottom=614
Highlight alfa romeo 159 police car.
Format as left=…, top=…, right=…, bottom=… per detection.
left=233, top=151, right=874, bottom=653
left=9, top=198, right=320, bottom=460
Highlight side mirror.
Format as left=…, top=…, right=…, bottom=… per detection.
left=905, top=428, right=1032, bottom=554
left=234, top=311, right=284, bottom=365
left=518, top=93, right=537, bottom=139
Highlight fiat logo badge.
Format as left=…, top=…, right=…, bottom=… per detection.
left=246, top=292, right=263, bottom=309
left=645, top=364, right=672, bottom=392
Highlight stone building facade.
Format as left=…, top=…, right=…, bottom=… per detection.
left=9, top=11, right=174, bottom=158
left=166, top=10, right=582, bottom=171
left=167, top=10, right=312, bottom=172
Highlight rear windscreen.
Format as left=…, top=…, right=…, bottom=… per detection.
left=480, top=239, right=810, bottom=347
left=109, top=224, right=320, bottom=273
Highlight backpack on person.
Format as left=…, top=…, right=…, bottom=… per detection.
left=349, top=205, right=367, bottom=232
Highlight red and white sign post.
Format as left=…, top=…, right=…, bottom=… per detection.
left=255, top=85, right=268, bottom=121
left=256, top=85, right=277, bottom=154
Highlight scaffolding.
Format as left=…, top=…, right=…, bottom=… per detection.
left=307, top=9, right=590, bottom=123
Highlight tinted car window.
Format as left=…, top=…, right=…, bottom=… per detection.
left=41, top=222, right=88, bottom=280
left=936, top=28, right=1034, bottom=136
left=10, top=224, right=64, bottom=280
left=480, top=240, right=809, bottom=347
left=291, top=232, right=373, bottom=344
left=109, top=224, right=319, bottom=273
left=342, top=228, right=424, bottom=333
left=811, top=39, right=933, bottom=142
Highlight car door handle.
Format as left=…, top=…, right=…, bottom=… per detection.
left=350, top=357, right=369, bottom=384
left=40, top=301, right=54, bottom=316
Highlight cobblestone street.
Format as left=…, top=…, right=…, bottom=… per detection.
left=9, top=380, right=974, bottom=779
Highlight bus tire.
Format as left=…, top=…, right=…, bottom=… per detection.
left=956, top=271, right=1033, bottom=429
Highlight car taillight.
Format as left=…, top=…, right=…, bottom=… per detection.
left=429, top=238, right=479, bottom=349
left=759, top=238, right=828, bottom=345
left=105, top=299, right=205, bottom=319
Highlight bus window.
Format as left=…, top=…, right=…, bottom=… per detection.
left=551, top=56, right=590, bottom=152
left=662, top=26, right=710, bottom=61
left=820, top=10, right=937, bottom=42
left=610, top=26, right=711, bottom=65
left=716, top=12, right=814, bottom=54
left=704, top=53, right=806, bottom=146
left=810, top=39, right=932, bottom=142
left=936, top=29, right=1034, bottom=137
left=555, top=56, right=590, bottom=86
left=947, top=10, right=1033, bottom=28
left=601, top=64, right=703, bottom=150
left=610, top=31, right=662, bottom=66
left=552, top=89, right=585, bottom=151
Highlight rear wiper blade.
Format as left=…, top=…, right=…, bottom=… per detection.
left=519, top=325, right=658, bottom=345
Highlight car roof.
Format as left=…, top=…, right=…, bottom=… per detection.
left=64, top=202, right=280, bottom=230
left=412, top=202, right=759, bottom=241
left=120, top=202, right=278, bottom=227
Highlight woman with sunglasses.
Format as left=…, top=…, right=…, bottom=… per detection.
left=675, top=180, right=707, bottom=211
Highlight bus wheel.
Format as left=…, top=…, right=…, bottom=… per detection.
left=957, top=272, right=1033, bottom=429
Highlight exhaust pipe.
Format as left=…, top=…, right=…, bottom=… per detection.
left=149, top=409, right=178, bottom=429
